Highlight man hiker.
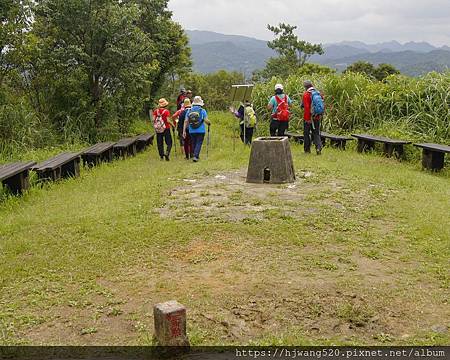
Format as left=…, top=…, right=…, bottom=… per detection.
left=301, top=80, right=324, bottom=155
left=230, top=100, right=257, bottom=145
left=268, top=84, right=292, bottom=137
left=178, top=98, right=194, bottom=159
left=183, top=96, right=210, bottom=163
left=152, top=98, right=175, bottom=161
left=176, top=88, right=187, bottom=110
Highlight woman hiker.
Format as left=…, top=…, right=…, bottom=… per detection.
left=183, top=96, right=210, bottom=163
left=151, top=98, right=175, bottom=161
left=230, top=100, right=257, bottom=145
left=178, top=98, right=194, bottom=159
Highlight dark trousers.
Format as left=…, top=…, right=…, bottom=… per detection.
left=240, top=124, right=254, bottom=145
left=191, top=133, right=205, bottom=159
left=304, top=119, right=323, bottom=153
left=270, top=120, right=289, bottom=137
left=156, top=129, right=172, bottom=158
left=184, top=132, right=193, bottom=159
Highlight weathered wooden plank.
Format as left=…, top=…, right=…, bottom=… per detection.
left=414, top=143, right=450, bottom=154
left=0, top=162, right=36, bottom=181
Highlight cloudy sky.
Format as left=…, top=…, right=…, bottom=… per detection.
left=169, top=0, right=450, bottom=46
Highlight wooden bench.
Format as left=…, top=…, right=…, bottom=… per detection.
left=286, top=132, right=304, bottom=144
left=321, top=132, right=354, bottom=150
left=82, top=142, right=115, bottom=167
left=135, top=133, right=155, bottom=153
left=352, top=134, right=411, bottom=158
left=0, top=162, right=36, bottom=195
left=113, top=138, right=138, bottom=159
left=414, top=143, right=450, bottom=171
left=32, top=152, right=81, bottom=182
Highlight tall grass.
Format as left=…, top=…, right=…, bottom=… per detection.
left=253, top=72, right=450, bottom=143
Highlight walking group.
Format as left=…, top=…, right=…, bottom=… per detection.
left=230, top=80, right=325, bottom=155
left=151, top=89, right=210, bottom=162
left=268, top=81, right=325, bottom=155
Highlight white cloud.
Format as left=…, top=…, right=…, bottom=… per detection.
left=169, top=0, right=450, bottom=46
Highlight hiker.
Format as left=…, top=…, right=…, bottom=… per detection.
left=152, top=98, right=175, bottom=161
left=301, top=80, right=324, bottom=155
left=186, top=90, right=193, bottom=101
left=230, top=100, right=257, bottom=145
left=267, top=84, right=292, bottom=136
left=176, top=88, right=187, bottom=110
left=183, top=96, right=210, bottom=162
left=178, top=98, right=194, bottom=159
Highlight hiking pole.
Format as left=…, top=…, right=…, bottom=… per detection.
left=172, top=126, right=177, bottom=157
left=207, top=124, right=211, bottom=159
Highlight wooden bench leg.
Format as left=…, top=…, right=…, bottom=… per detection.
left=38, top=168, right=61, bottom=182
left=61, top=159, right=80, bottom=179
left=2, top=171, right=30, bottom=195
left=357, top=139, right=374, bottom=153
left=383, top=143, right=394, bottom=157
left=83, top=155, right=98, bottom=168
left=422, top=149, right=444, bottom=171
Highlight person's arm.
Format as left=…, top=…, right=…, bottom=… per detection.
left=203, top=110, right=211, bottom=126
left=183, top=118, right=189, bottom=138
left=267, top=97, right=274, bottom=111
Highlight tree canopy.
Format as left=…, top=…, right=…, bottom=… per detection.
left=345, top=61, right=400, bottom=81
left=254, top=23, right=324, bottom=81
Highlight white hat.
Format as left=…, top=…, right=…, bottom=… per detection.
left=192, top=96, right=204, bottom=106
left=275, top=83, right=284, bottom=91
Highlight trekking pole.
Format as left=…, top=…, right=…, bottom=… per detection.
left=172, top=126, right=177, bottom=157
left=207, top=125, right=211, bottom=158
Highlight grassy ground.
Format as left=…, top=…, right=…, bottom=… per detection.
left=0, top=112, right=449, bottom=346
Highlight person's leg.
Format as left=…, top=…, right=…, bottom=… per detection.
left=193, top=133, right=205, bottom=160
left=156, top=133, right=164, bottom=159
left=164, top=129, right=173, bottom=160
left=278, top=122, right=289, bottom=137
left=304, top=121, right=312, bottom=153
left=187, top=133, right=194, bottom=158
left=270, top=120, right=278, bottom=137
left=240, top=123, right=245, bottom=143
left=183, top=133, right=190, bottom=159
left=312, top=118, right=323, bottom=154
left=246, top=127, right=254, bottom=144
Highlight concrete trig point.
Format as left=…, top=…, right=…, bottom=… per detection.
left=154, top=300, right=190, bottom=346
left=246, top=137, right=295, bottom=184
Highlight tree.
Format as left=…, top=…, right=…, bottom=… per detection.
left=254, top=23, right=324, bottom=81
left=345, top=61, right=400, bottom=81
left=0, top=0, right=32, bottom=86
left=30, top=0, right=190, bottom=138
left=374, top=63, right=401, bottom=81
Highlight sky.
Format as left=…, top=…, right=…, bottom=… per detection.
left=168, top=0, right=450, bottom=47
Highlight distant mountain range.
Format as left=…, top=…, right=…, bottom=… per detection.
left=187, top=30, right=450, bottom=77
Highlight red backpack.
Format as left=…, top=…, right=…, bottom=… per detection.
left=275, top=95, right=290, bottom=122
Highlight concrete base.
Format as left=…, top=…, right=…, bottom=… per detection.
left=246, top=137, right=295, bottom=184
left=154, top=301, right=190, bottom=347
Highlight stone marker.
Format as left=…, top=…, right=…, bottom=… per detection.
left=246, top=137, right=295, bottom=184
left=154, top=301, right=190, bottom=346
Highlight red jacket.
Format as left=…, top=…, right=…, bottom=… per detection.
left=302, top=89, right=324, bottom=122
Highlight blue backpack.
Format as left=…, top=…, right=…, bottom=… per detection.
left=310, top=90, right=325, bottom=115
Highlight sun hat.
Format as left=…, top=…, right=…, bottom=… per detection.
left=158, top=98, right=169, bottom=107
left=192, top=96, right=204, bottom=106
left=275, top=84, right=284, bottom=91
left=183, top=98, right=192, bottom=107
